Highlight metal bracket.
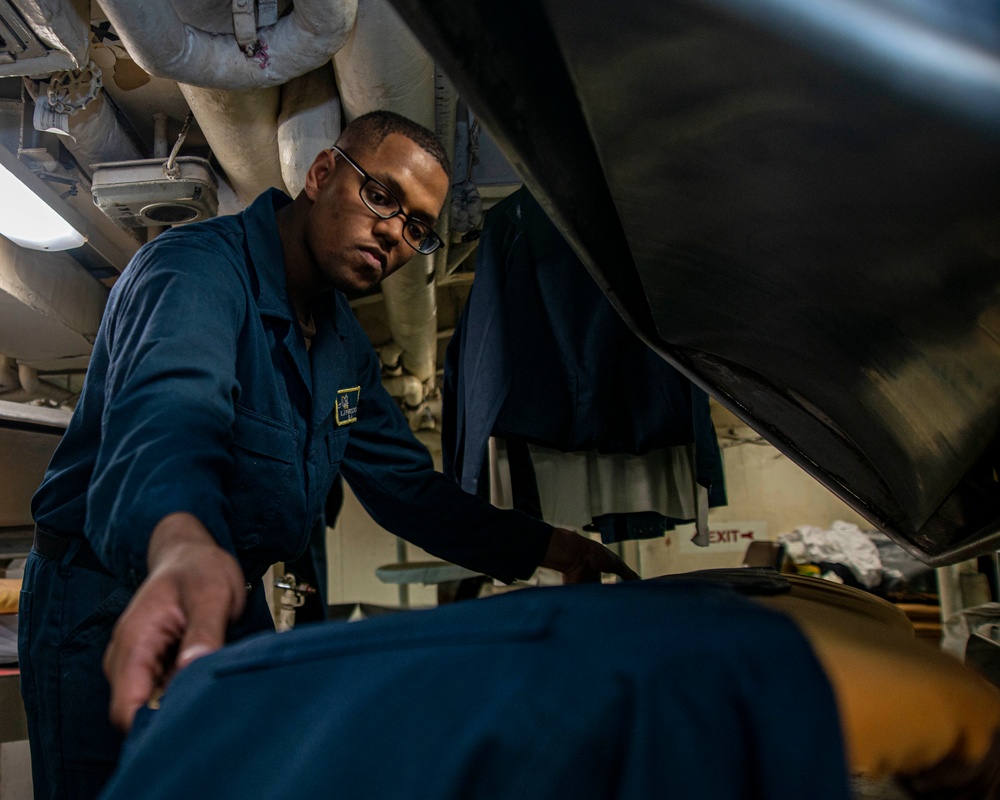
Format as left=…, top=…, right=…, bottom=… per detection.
left=257, top=0, right=278, bottom=28
left=232, top=0, right=258, bottom=56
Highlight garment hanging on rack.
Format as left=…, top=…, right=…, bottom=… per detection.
left=443, top=188, right=725, bottom=541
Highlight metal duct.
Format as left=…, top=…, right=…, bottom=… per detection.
left=95, top=0, right=357, bottom=91
left=334, top=0, right=439, bottom=386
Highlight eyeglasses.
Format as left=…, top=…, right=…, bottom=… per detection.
left=330, top=146, right=444, bottom=255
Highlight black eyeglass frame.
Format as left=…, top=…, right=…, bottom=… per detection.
left=330, top=145, right=444, bottom=255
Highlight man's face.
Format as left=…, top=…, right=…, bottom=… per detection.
left=303, top=133, right=449, bottom=296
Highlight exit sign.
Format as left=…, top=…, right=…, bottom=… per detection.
left=676, top=521, right=769, bottom=553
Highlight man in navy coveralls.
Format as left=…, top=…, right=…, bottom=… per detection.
left=20, top=110, right=635, bottom=800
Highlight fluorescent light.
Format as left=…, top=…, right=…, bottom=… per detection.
left=0, top=151, right=86, bottom=251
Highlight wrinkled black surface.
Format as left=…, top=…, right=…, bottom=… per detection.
left=391, top=0, right=1000, bottom=564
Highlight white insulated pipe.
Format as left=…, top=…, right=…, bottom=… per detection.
left=95, top=0, right=357, bottom=91
left=179, top=67, right=342, bottom=211
left=378, top=257, right=437, bottom=385
left=0, top=0, right=89, bottom=76
left=0, top=358, right=20, bottom=396
left=17, top=363, right=74, bottom=404
left=333, top=0, right=438, bottom=385
left=332, top=0, right=435, bottom=131
left=277, top=66, right=342, bottom=198
left=178, top=83, right=287, bottom=204
left=381, top=374, right=423, bottom=409
left=58, top=90, right=143, bottom=174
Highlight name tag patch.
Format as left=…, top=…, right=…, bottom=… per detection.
left=336, top=386, right=360, bottom=426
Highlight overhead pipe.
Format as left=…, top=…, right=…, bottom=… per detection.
left=0, top=0, right=90, bottom=77
left=179, top=65, right=342, bottom=212
left=0, top=358, right=21, bottom=397
left=54, top=90, right=143, bottom=175
left=333, top=0, right=439, bottom=386
left=100, top=3, right=347, bottom=205
left=23, top=64, right=140, bottom=176
left=381, top=374, right=423, bottom=409
left=95, top=0, right=358, bottom=91
left=178, top=83, right=287, bottom=204
left=17, top=363, right=74, bottom=405
left=144, top=112, right=171, bottom=240
left=0, top=234, right=107, bottom=369
left=377, top=259, right=437, bottom=386
left=277, top=65, right=342, bottom=198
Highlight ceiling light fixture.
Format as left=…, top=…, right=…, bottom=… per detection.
left=0, top=146, right=86, bottom=251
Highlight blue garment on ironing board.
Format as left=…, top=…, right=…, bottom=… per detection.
left=100, top=581, right=849, bottom=800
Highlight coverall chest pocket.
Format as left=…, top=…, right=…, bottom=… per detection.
left=229, top=405, right=300, bottom=550
left=232, top=405, right=296, bottom=463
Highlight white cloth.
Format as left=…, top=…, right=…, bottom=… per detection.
left=780, top=521, right=883, bottom=589
left=509, top=441, right=699, bottom=530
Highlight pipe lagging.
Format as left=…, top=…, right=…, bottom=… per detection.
left=95, top=0, right=358, bottom=90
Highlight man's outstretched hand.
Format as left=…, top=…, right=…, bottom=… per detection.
left=103, top=512, right=246, bottom=732
left=539, top=527, right=640, bottom=584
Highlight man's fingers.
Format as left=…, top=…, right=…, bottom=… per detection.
left=106, top=645, right=162, bottom=731
left=104, top=603, right=184, bottom=732
left=542, top=527, right=641, bottom=583
left=597, top=548, right=640, bottom=582
left=561, top=565, right=600, bottom=585
left=560, top=545, right=640, bottom=584
left=174, top=581, right=241, bottom=670
left=180, top=554, right=250, bottom=670
left=103, top=533, right=247, bottom=732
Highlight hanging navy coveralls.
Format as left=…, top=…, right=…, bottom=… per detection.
left=442, top=188, right=725, bottom=537
left=20, top=189, right=552, bottom=799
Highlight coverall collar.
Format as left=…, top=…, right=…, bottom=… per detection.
left=243, top=188, right=296, bottom=321
left=243, top=188, right=349, bottom=428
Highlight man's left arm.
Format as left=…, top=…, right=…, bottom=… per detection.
left=337, top=346, right=636, bottom=584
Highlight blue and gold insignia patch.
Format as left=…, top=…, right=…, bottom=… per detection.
left=336, top=386, right=360, bottom=426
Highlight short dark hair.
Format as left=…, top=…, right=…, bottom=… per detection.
left=336, top=110, right=451, bottom=178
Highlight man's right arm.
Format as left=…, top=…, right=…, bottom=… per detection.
left=103, top=512, right=246, bottom=732
left=88, top=238, right=249, bottom=729
left=86, top=238, right=246, bottom=586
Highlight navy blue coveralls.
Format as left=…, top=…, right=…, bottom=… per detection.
left=19, top=189, right=551, bottom=799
